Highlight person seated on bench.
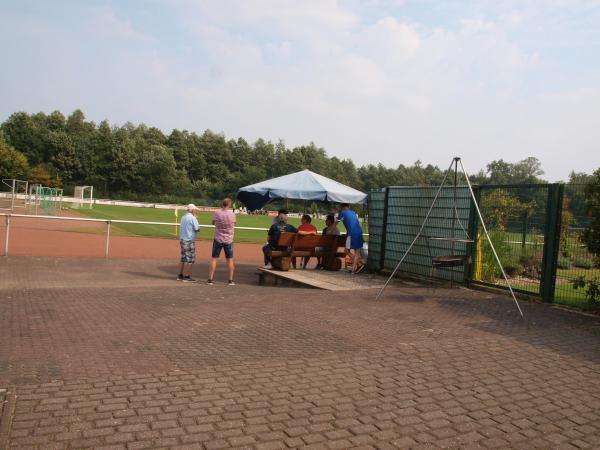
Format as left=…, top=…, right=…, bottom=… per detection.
left=293, top=214, right=318, bottom=269
left=315, top=214, right=340, bottom=269
left=262, top=209, right=297, bottom=267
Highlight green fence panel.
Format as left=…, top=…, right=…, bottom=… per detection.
left=554, top=183, right=599, bottom=310
left=376, top=186, right=472, bottom=282
left=367, top=190, right=385, bottom=271
left=370, top=182, right=598, bottom=311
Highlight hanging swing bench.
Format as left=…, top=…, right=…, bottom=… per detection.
left=429, top=237, right=473, bottom=269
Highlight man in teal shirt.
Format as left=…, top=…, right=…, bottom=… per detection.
left=177, top=204, right=200, bottom=282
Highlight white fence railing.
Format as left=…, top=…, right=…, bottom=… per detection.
left=1, top=213, right=368, bottom=258
left=0, top=213, right=269, bottom=258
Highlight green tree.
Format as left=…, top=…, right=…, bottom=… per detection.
left=582, top=168, right=600, bottom=261
left=0, top=139, right=29, bottom=179
left=481, top=189, right=535, bottom=231
left=1, top=111, right=49, bottom=164
left=134, top=144, right=177, bottom=194
left=565, top=171, right=594, bottom=219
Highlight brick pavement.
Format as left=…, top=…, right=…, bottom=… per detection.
left=1, top=257, right=600, bottom=449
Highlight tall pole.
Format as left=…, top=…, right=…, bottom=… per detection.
left=4, top=215, right=10, bottom=256
left=450, top=159, right=458, bottom=286
left=105, top=221, right=111, bottom=258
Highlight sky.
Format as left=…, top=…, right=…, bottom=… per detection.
left=1, top=0, right=600, bottom=181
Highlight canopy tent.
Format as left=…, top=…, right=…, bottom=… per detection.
left=237, top=169, right=367, bottom=211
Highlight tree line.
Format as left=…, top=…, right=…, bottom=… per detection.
left=0, top=109, right=595, bottom=206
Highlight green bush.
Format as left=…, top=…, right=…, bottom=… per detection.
left=572, top=276, right=600, bottom=306
left=519, top=254, right=541, bottom=279
left=557, top=257, right=572, bottom=270
left=574, top=258, right=594, bottom=269
left=480, top=230, right=513, bottom=282
left=502, top=256, right=523, bottom=277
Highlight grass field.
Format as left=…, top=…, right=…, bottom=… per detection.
left=69, top=204, right=366, bottom=244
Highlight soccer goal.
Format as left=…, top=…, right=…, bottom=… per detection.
left=73, top=185, right=94, bottom=209
left=0, top=179, right=28, bottom=211
left=29, top=185, right=64, bottom=216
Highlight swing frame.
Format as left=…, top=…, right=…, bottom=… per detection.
left=375, top=157, right=524, bottom=318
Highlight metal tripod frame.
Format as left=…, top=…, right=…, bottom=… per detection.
left=375, top=157, right=524, bottom=318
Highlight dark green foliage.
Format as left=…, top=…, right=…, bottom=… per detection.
left=480, top=230, right=512, bottom=281
left=503, top=257, right=523, bottom=278
left=557, top=257, right=572, bottom=270
left=572, top=276, right=600, bottom=305
left=573, top=258, right=594, bottom=269
left=0, top=109, right=453, bottom=202
left=0, top=138, right=30, bottom=179
left=581, top=169, right=600, bottom=261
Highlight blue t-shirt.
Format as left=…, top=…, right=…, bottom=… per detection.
left=179, top=212, right=200, bottom=241
left=337, top=209, right=361, bottom=237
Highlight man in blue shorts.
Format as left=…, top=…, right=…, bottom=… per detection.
left=337, top=203, right=364, bottom=273
left=177, top=203, right=200, bottom=282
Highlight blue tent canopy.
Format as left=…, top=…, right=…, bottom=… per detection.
left=237, top=169, right=367, bottom=211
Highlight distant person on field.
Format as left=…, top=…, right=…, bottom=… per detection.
left=316, top=214, right=340, bottom=269
left=293, top=214, right=318, bottom=269
left=262, top=209, right=297, bottom=267
left=337, top=203, right=364, bottom=273
left=208, top=197, right=236, bottom=286
left=177, top=204, right=200, bottom=282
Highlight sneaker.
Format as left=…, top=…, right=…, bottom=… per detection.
left=355, top=264, right=366, bottom=274
left=206, top=279, right=214, bottom=285
left=228, top=280, right=235, bottom=286
left=182, top=276, right=197, bottom=283
left=176, top=274, right=184, bottom=281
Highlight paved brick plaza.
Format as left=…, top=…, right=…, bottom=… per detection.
left=1, top=257, right=600, bottom=449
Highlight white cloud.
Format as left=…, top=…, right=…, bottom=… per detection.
left=1, top=0, right=599, bottom=180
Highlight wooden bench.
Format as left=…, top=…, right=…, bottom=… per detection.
left=269, top=232, right=346, bottom=271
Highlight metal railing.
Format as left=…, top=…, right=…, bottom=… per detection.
left=1, top=213, right=368, bottom=258
left=0, top=213, right=270, bottom=258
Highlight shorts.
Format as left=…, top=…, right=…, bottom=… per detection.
left=180, top=239, right=196, bottom=263
left=212, top=240, right=234, bottom=259
left=349, top=233, right=364, bottom=250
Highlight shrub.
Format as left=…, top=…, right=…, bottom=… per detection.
left=572, top=276, right=600, bottom=306
left=573, top=258, right=594, bottom=269
left=503, top=258, right=523, bottom=278
left=479, top=230, right=512, bottom=282
left=557, top=257, right=572, bottom=270
left=519, top=254, right=541, bottom=279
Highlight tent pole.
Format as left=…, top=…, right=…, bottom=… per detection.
left=375, top=158, right=457, bottom=300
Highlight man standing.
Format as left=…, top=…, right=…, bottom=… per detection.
left=177, top=204, right=200, bottom=282
left=337, top=203, right=364, bottom=273
left=208, top=198, right=236, bottom=285
left=262, top=209, right=297, bottom=267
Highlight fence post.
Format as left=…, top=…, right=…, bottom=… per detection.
left=521, top=212, right=528, bottom=250
left=4, top=215, right=10, bottom=256
left=379, top=188, right=390, bottom=271
left=105, top=221, right=111, bottom=259
left=466, top=185, right=481, bottom=285
left=540, top=183, right=564, bottom=303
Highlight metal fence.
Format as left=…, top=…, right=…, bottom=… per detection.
left=555, top=184, right=599, bottom=308
left=369, top=186, right=472, bottom=282
left=369, top=183, right=599, bottom=310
